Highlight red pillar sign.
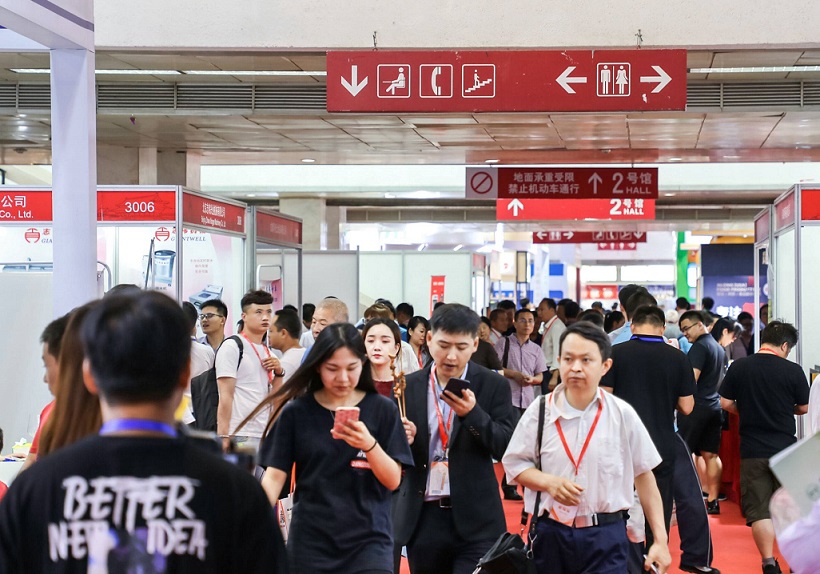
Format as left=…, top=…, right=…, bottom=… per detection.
left=328, top=50, right=686, bottom=113
left=430, top=275, right=446, bottom=315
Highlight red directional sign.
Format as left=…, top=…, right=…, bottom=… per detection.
left=533, top=231, right=647, bottom=244
left=497, top=198, right=655, bottom=221
left=328, top=50, right=686, bottom=113
left=597, top=242, right=638, bottom=251
left=466, top=167, right=657, bottom=199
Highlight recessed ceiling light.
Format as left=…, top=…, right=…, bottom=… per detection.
left=668, top=157, right=683, bottom=162
left=664, top=192, right=677, bottom=197
left=722, top=155, right=742, bottom=159
left=301, top=158, right=316, bottom=163
left=247, top=193, right=257, bottom=198
left=453, top=244, right=464, bottom=251
left=18, top=126, right=28, bottom=131
left=485, top=159, right=500, bottom=164
left=183, top=70, right=327, bottom=77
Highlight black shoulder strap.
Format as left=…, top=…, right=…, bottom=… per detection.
left=216, top=335, right=244, bottom=369
left=519, top=395, right=547, bottom=540
left=502, top=336, right=511, bottom=369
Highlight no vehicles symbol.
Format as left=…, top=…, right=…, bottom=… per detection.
left=466, top=168, right=498, bottom=198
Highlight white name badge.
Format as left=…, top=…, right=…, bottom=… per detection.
left=550, top=502, right=579, bottom=526
left=428, top=460, right=451, bottom=496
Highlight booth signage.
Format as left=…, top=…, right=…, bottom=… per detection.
left=0, top=190, right=52, bottom=221
left=182, top=193, right=245, bottom=234
left=583, top=285, right=619, bottom=300
left=97, top=189, right=177, bottom=222
left=800, top=189, right=820, bottom=221
left=774, top=192, right=796, bottom=231
left=327, top=49, right=687, bottom=113
left=256, top=211, right=303, bottom=247
left=533, top=231, right=647, bottom=244
left=754, top=210, right=771, bottom=243
left=467, top=167, right=658, bottom=200
left=497, top=198, right=655, bottom=221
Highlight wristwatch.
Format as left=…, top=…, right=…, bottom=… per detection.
left=273, top=369, right=286, bottom=378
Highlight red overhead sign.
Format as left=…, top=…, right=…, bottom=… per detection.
left=97, top=189, right=177, bottom=222
left=256, top=210, right=303, bottom=247
left=182, top=193, right=245, bottom=234
left=800, top=189, right=820, bottom=221
left=327, top=50, right=686, bottom=113
left=498, top=198, right=655, bottom=221
left=533, top=231, right=647, bottom=244
left=467, top=167, right=658, bottom=199
left=0, top=190, right=52, bottom=222
left=774, top=192, right=796, bottom=231
left=754, top=209, right=771, bottom=243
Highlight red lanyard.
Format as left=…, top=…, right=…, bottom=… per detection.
left=543, top=316, right=557, bottom=336
left=418, top=347, right=424, bottom=368
left=552, top=390, right=604, bottom=476
left=758, top=348, right=779, bottom=356
left=430, top=367, right=455, bottom=452
left=241, top=333, right=273, bottom=384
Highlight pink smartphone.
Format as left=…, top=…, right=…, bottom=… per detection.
left=333, top=406, right=360, bottom=434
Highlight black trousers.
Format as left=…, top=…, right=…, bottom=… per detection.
left=646, top=459, right=675, bottom=548
left=673, top=432, right=714, bottom=567
left=406, top=503, right=497, bottom=574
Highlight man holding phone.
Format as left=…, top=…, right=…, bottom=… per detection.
left=394, top=304, right=518, bottom=574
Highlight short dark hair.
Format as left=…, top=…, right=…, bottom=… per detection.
left=40, top=313, right=70, bottom=358
left=497, top=300, right=516, bottom=311
left=514, top=308, right=535, bottom=321
left=375, top=298, right=396, bottom=317
left=675, top=297, right=690, bottom=310
left=282, top=304, right=298, bottom=313
left=519, top=297, right=531, bottom=308
left=274, top=309, right=302, bottom=339
left=559, top=299, right=581, bottom=320
left=396, top=302, right=414, bottom=318
left=539, top=298, right=557, bottom=310
left=430, top=303, right=480, bottom=337
left=737, top=311, right=754, bottom=323
left=81, top=292, right=191, bottom=405
left=559, top=321, right=612, bottom=361
left=240, top=289, right=273, bottom=311
left=679, top=309, right=706, bottom=327
left=489, top=309, right=505, bottom=324
left=181, top=302, right=199, bottom=331
left=577, top=309, right=605, bottom=328
left=702, top=297, right=715, bottom=311
left=480, top=316, right=492, bottom=328
left=604, top=310, right=625, bottom=332
left=631, top=305, right=665, bottom=329
left=591, top=301, right=604, bottom=310
left=618, top=284, right=642, bottom=308
left=104, top=284, right=141, bottom=298
left=624, top=290, right=657, bottom=318
left=701, top=312, right=715, bottom=328
left=711, top=317, right=737, bottom=343
left=761, top=321, right=798, bottom=349
left=201, top=298, right=228, bottom=319
left=433, top=301, right=446, bottom=310
left=302, top=303, right=315, bottom=322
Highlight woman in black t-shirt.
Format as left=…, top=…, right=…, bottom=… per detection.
left=242, top=323, right=414, bottom=574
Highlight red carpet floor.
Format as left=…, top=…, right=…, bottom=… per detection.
left=399, top=464, right=791, bottom=573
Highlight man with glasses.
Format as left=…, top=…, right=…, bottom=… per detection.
left=216, top=290, right=280, bottom=454
left=495, top=308, right=547, bottom=500
left=198, top=298, right=227, bottom=352
left=678, top=310, right=726, bottom=515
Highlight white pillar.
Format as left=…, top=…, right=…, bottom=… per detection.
left=139, top=147, right=158, bottom=184
left=50, top=49, right=97, bottom=315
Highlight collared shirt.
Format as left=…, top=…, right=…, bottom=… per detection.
left=495, top=336, right=548, bottom=409
left=610, top=322, right=634, bottom=346
left=425, top=363, right=467, bottom=500
left=502, top=384, right=661, bottom=518
left=540, top=316, right=566, bottom=369
left=489, top=328, right=503, bottom=346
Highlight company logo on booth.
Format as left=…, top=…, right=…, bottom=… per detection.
left=24, top=228, right=41, bottom=243
left=155, top=226, right=172, bottom=242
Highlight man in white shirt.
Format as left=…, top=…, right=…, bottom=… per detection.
left=503, top=322, right=671, bottom=574
left=183, top=302, right=214, bottom=426
left=537, top=297, right=566, bottom=392
left=216, top=290, right=282, bottom=453
left=488, top=308, right=508, bottom=346
left=300, top=297, right=350, bottom=352
left=268, top=309, right=306, bottom=384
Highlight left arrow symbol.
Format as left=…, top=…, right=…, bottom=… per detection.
left=640, top=65, right=672, bottom=93
left=536, top=231, right=547, bottom=240
left=341, top=65, right=368, bottom=96
left=508, top=199, right=525, bottom=217
left=557, top=66, right=588, bottom=94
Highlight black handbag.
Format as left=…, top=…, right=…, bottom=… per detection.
left=473, top=395, right=547, bottom=574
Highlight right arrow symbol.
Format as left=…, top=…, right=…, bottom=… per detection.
left=341, top=65, right=369, bottom=96
left=588, top=172, right=603, bottom=194
left=640, top=66, right=672, bottom=93
left=557, top=66, right=588, bottom=94
left=507, top=199, right=525, bottom=217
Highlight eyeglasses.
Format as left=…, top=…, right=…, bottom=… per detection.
left=680, top=323, right=698, bottom=333
left=199, top=313, right=224, bottom=321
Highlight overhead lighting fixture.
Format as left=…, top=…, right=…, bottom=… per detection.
left=664, top=192, right=677, bottom=197
left=689, top=66, right=820, bottom=74
left=453, top=244, right=464, bottom=251
left=485, top=159, right=500, bottom=164
left=668, top=157, right=683, bottom=162
left=96, top=69, right=182, bottom=75
left=417, top=243, right=428, bottom=252
left=301, top=158, right=316, bottom=163
left=17, top=126, right=28, bottom=131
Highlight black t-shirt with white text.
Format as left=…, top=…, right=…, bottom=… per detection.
left=0, top=434, right=283, bottom=574
left=259, top=391, right=413, bottom=574
left=720, top=353, right=810, bottom=459
left=687, top=333, right=725, bottom=409
left=602, top=335, right=697, bottom=462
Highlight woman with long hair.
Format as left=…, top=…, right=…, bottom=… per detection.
left=362, top=318, right=403, bottom=398
left=249, top=323, right=413, bottom=574
left=406, top=316, right=431, bottom=369
left=38, top=301, right=103, bottom=456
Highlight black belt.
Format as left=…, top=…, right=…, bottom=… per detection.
left=424, top=497, right=452, bottom=509
left=544, top=510, right=627, bottom=528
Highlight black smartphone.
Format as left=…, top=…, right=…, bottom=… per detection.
left=443, top=377, right=471, bottom=398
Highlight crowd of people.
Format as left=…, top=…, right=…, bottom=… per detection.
left=0, top=284, right=816, bottom=574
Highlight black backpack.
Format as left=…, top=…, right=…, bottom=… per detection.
left=190, top=335, right=243, bottom=432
